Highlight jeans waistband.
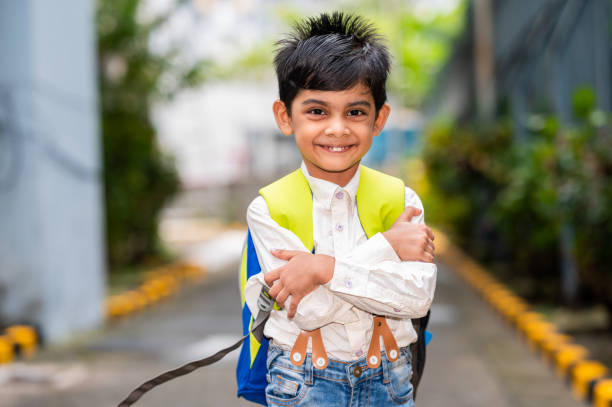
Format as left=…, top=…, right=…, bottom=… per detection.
left=267, top=344, right=412, bottom=388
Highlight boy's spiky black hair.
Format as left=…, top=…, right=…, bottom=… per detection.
left=274, top=11, right=391, bottom=114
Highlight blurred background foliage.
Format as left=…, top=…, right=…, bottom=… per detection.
left=215, top=0, right=467, bottom=106
left=97, top=0, right=208, bottom=270
left=366, top=1, right=467, bottom=107
left=95, top=0, right=466, bottom=272
left=95, top=0, right=612, bottom=331
left=413, top=87, right=612, bottom=327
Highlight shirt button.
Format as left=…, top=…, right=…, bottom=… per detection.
left=393, top=308, right=401, bottom=313
left=355, top=349, right=363, bottom=357
left=335, top=191, right=344, bottom=200
left=345, top=280, right=352, bottom=288
left=336, top=223, right=344, bottom=232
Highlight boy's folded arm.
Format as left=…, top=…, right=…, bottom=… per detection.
left=244, top=186, right=436, bottom=324
left=321, top=230, right=437, bottom=318
left=322, top=187, right=436, bottom=318
left=327, top=255, right=437, bottom=318
left=244, top=274, right=353, bottom=331
left=244, top=196, right=352, bottom=330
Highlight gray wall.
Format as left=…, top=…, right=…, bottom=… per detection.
left=427, top=0, right=612, bottom=127
left=0, top=0, right=105, bottom=342
left=495, top=0, right=611, bottom=136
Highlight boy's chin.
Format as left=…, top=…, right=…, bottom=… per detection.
left=312, top=160, right=361, bottom=174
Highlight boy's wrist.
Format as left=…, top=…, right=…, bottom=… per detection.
left=382, top=230, right=399, bottom=257
left=315, top=254, right=335, bottom=284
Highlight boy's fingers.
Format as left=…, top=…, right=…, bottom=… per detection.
left=271, top=249, right=304, bottom=260
left=422, top=252, right=435, bottom=263
left=264, top=268, right=281, bottom=286
left=425, top=242, right=435, bottom=256
left=287, top=297, right=300, bottom=318
left=423, top=226, right=435, bottom=240
left=268, top=280, right=282, bottom=299
left=395, top=206, right=422, bottom=223
left=275, top=288, right=289, bottom=308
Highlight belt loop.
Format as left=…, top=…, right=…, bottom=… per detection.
left=304, top=353, right=313, bottom=385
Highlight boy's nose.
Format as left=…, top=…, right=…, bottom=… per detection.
left=324, top=119, right=348, bottom=137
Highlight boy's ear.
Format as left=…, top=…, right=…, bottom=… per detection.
left=373, top=103, right=391, bottom=137
left=273, top=100, right=293, bottom=136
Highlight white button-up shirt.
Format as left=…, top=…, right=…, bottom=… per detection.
left=244, top=162, right=437, bottom=361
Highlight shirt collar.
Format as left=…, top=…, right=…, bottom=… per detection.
left=300, top=161, right=360, bottom=209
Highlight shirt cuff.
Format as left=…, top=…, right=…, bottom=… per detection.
left=346, top=232, right=401, bottom=265
left=244, top=272, right=266, bottom=317
left=327, top=258, right=369, bottom=297
left=323, top=232, right=399, bottom=292
left=368, top=232, right=401, bottom=263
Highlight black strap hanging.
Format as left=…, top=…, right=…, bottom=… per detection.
left=116, top=288, right=273, bottom=407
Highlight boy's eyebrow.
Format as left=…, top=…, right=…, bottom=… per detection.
left=301, top=99, right=372, bottom=108
left=346, top=100, right=372, bottom=108
left=302, top=98, right=329, bottom=106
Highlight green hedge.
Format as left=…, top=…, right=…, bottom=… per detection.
left=422, top=88, right=612, bottom=323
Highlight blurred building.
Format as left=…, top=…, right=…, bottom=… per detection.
left=427, top=0, right=611, bottom=135
left=150, top=0, right=339, bottom=188
left=0, top=1, right=105, bottom=342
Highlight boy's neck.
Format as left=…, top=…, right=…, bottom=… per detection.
left=303, top=160, right=360, bottom=187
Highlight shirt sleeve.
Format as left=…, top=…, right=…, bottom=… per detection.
left=324, top=187, right=437, bottom=318
left=243, top=196, right=354, bottom=331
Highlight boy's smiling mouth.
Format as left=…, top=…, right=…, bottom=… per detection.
left=318, top=144, right=355, bottom=153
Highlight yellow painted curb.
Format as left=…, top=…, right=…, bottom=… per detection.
left=433, top=227, right=611, bottom=406
left=492, top=294, right=529, bottom=323
left=555, top=343, right=590, bottom=379
left=0, top=335, right=14, bottom=364
left=571, top=361, right=608, bottom=400
left=594, top=379, right=612, bottom=407
left=106, top=262, right=207, bottom=321
left=515, top=312, right=544, bottom=333
left=540, top=333, right=572, bottom=362
left=5, top=325, right=38, bottom=358
left=523, top=320, right=556, bottom=351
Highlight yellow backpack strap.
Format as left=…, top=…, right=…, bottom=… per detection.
left=356, top=166, right=405, bottom=238
left=259, top=169, right=314, bottom=251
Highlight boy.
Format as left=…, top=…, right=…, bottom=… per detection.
left=243, top=12, right=436, bottom=407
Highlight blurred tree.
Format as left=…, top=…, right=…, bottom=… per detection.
left=367, top=0, right=467, bottom=107
left=97, top=0, right=208, bottom=270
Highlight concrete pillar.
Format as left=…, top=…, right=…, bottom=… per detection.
left=472, top=0, right=496, bottom=122
left=0, top=0, right=105, bottom=342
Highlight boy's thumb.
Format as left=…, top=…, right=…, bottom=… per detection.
left=396, top=206, right=422, bottom=222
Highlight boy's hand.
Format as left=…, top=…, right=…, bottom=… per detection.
left=382, top=206, right=435, bottom=263
left=264, top=250, right=334, bottom=318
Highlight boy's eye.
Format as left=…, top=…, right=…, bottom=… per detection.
left=347, top=109, right=366, bottom=116
left=308, top=108, right=325, bottom=115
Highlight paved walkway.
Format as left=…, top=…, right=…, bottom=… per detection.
left=418, top=263, right=580, bottom=407
left=0, top=259, right=581, bottom=406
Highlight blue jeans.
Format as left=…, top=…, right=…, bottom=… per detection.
left=265, top=345, right=415, bottom=407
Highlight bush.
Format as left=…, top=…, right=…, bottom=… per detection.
left=422, top=88, right=612, bottom=323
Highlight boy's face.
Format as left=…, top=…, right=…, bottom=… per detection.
left=273, top=83, right=390, bottom=185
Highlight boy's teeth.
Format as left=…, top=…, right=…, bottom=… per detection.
left=326, top=146, right=349, bottom=152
